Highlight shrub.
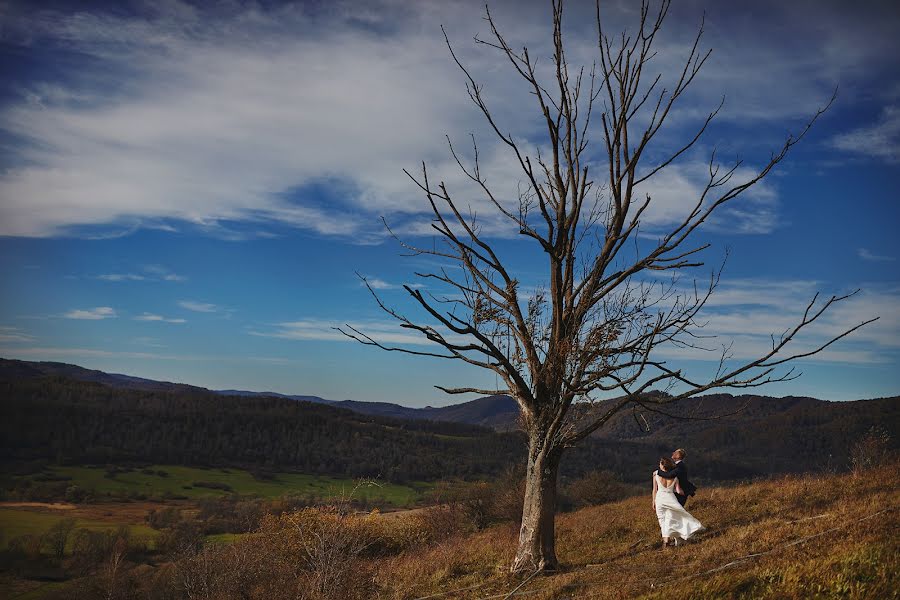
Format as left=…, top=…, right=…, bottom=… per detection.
left=259, top=507, right=376, bottom=600
left=192, top=481, right=233, bottom=492
left=8, top=533, right=43, bottom=561
left=147, top=506, right=182, bottom=530
left=850, top=426, right=893, bottom=474
left=43, top=517, right=76, bottom=560
left=561, top=469, right=638, bottom=510
left=156, top=521, right=204, bottom=556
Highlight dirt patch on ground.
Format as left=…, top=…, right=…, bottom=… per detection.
left=0, top=501, right=77, bottom=510
left=0, top=500, right=190, bottom=523
left=377, top=506, right=432, bottom=520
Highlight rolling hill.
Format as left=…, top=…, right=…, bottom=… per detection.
left=1, top=357, right=897, bottom=484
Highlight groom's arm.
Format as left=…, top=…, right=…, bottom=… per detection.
left=655, top=464, right=682, bottom=480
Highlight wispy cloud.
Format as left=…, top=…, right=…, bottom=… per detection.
left=1, top=1, right=893, bottom=240
left=857, top=248, right=895, bottom=262
left=178, top=300, right=219, bottom=313
left=143, top=264, right=188, bottom=281
left=134, top=313, right=187, bottom=323
left=97, top=273, right=146, bottom=281
left=0, top=345, right=294, bottom=365
left=0, top=326, right=35, bottom=343
left=652, top=281, right=899, bottom=366
left=63, top=307, right=117, bottom=320
left=832, top=105, right=900, bottom=164
left=131, top=336, right=166, bottom=348
left=96, top=265, right=187, bottom=282
left=362, top=277, right=398, bottom=290
left=251, top=318, right=458, bottom=347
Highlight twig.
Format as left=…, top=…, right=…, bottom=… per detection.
left=476, top=592, right=539, bottom=600
left=502, top=568, right=542, bottom=599
left=412, top=581, right=489, bottom=600
left=784, top=512, right=831, bottom=524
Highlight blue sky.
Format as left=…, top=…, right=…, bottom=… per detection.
left=1, top=0, right=898, bottom=405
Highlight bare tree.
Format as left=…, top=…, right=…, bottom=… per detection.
left=339, top=0, right=876, bottom=572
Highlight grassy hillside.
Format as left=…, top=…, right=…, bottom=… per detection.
left=373, top=467, right=898, bottom=599
left=20, top=465, right=893, bottom=599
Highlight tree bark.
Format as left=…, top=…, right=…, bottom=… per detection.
left=512, top=437, right=562, bottom=573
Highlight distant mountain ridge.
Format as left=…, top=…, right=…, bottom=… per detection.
left=218, top=391, right=520, bottom=428
left=0, top=358, right=208, bottom=394
left=0, top=358, right=519, bottom=427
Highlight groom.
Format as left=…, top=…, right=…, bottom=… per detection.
left=656, top=448, right=696, bottom=507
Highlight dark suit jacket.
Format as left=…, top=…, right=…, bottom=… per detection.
left=656, top=461, right=696, bottom=501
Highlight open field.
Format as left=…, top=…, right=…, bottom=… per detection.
left=0, top=464, right=428, bottom=558
left=5, top=464, right=427, bottom=505
left=0, top=507, right=159, bottom=551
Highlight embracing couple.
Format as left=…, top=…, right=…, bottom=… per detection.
left=652, top=448, right=703, bottom=548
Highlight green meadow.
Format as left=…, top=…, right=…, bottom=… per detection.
left=0, top=509, right=159, bottom=551
left=12, top=464, right=427, bottom=505
left=1, top=465, right=430, bottom=555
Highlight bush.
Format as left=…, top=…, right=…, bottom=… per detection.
left=43, top=517, right=76, bottom=560
left=195, top=496, right=266, bottom=534
left=851, top=426, right=893, bottom=474
left=258, top=508, right=376, bottom=600
left=156, top=521, right=204, bottom=556
left=561, top=469, right=638, bottom=510
left=8, top=533, right=43, bottom=561
left=424, top=469, right=525, bottom=531
left=147, top=506, right=182, bottom=530
left=250, top=469, right=277, bottom=481
left=192, top=481, right=233, bottom=492
left=65, top=484, right=90, bottom=503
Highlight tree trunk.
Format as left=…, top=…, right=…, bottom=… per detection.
left=512, top=438, right=562, bottom=573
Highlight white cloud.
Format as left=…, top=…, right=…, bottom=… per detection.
left=143, top=264, right=188, bottom=281
left=832, top=106, right=900, bottom=164
left=96, top=265, right=188, bottom=281
left=251, top=318, right=466, bottom=348
left=135, top=313, right=187, bottom=323
left=63, top=306, right=117, bottom=320
left=651, top=281, right=899, bottom=366
left=97, top=273, right=146, bottom=281
left=178, top=300, right=218, bottom=313
left=1, top=1, right=893, bottom=240
left=634, top=161, right=779, bottom=234
left=363, top=277, right=398, bottom=290
left=857, top=248, right=895, bottom=262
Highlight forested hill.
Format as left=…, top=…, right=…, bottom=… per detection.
left=592, top=393, right=900, bottom=478
left=1, top=358, right=897, bottom=484
left=0, top=377, right=528, bottom=482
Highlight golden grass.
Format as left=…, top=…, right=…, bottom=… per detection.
left=372, top=467, right=899, bottom=599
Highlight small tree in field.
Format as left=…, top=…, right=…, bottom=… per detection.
left=341, top=0, right=875, bottom=572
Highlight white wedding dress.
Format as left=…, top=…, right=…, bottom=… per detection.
left=654, top=472, right=704, bottom=541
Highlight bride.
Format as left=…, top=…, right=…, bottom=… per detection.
left=653, top=456, right=704, bottom=547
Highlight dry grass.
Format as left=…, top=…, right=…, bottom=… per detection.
left=29, top=467, right=897, bottom=599
left=372, top=467, right=899, bottom=599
